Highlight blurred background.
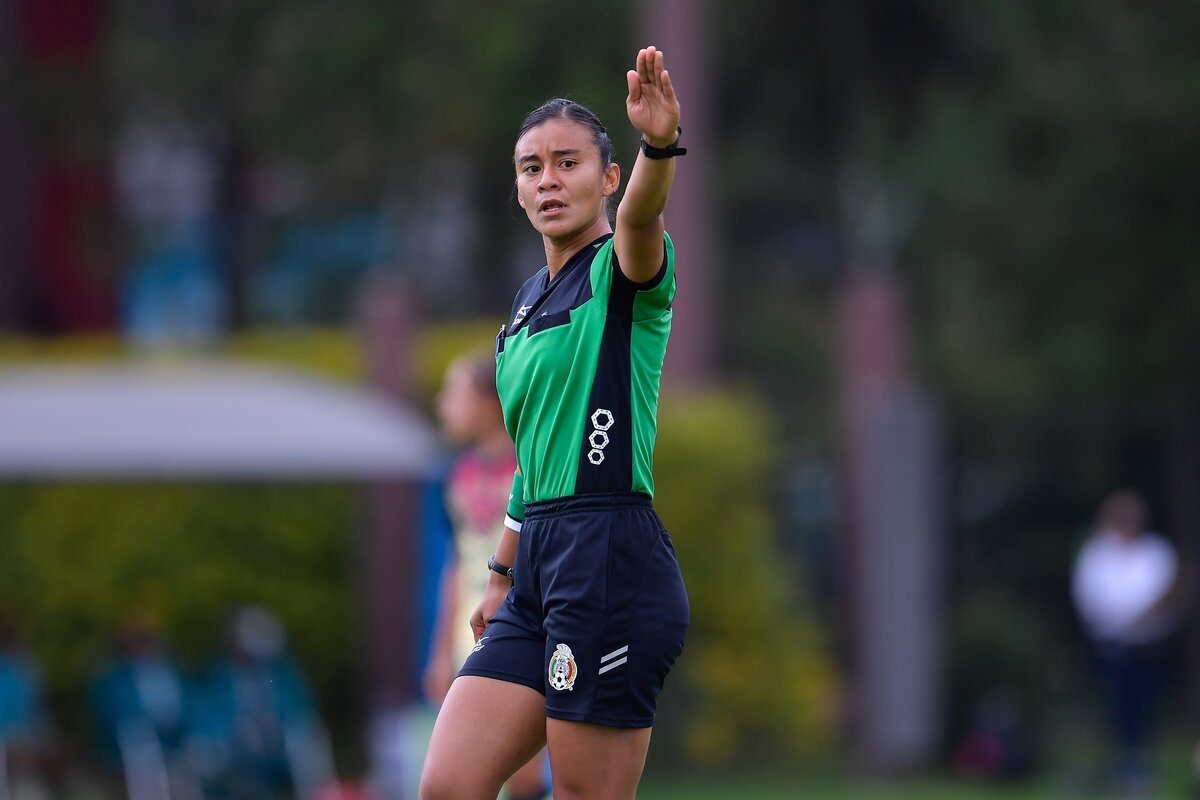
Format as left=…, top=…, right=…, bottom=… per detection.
left=1, top=0, right=1199, bottom=797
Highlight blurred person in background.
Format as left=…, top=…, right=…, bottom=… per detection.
left=189, top=605, right=333, bottom=800
left=952, top=686, right=1030, bottom=782
left=91, top=613, right=191, bottom=800
left=1072, top=489, right=1180, bottom=795
left=0, top=615, right=59, bottom=799
left=422, top=353, right=549, bottom=800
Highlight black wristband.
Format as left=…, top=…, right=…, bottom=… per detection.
left=640, top=127, right=687, bottom=159
left=487, top=556, right=514, bottom=581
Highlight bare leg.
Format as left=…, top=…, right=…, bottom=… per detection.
left=419, top=676, right=546, bottom=800
left=546, top=718, right=652, bottom=800
left=505, top=750, right=549, bottom=799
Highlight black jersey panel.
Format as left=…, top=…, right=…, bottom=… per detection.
left=527, top=308, right=573, bottom=336
left=573, top=268, right=638, bottom=495
left=508, top=268, right=547, bottom=330
left=506, top=235, right=608, bottom=336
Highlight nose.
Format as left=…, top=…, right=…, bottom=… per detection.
left=538, top=166, right=560, bottom=191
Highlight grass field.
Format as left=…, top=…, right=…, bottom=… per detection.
left=639, top=777, right=1054, bottom=799
left=637, top=768, right=1195, bottom=799
left=638, top=736, right=1198, bottom=799
left=396, top=707, right=1195, bottom=798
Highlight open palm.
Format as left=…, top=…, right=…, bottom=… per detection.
left=626, top=46, right=681, bottom=147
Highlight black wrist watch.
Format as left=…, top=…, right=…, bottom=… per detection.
left=640, top=126, right=688, bottom=159
left=487, top=556, right=514, bottom=581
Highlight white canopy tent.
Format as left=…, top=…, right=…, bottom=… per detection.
left=0, top=359, right=441, bottom=781
left=0, top=362, right=438, bottom=479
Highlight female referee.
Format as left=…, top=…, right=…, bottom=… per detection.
left=419, top=45, right=690, bottom=800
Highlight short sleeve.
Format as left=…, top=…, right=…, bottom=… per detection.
left=611, top=231, right=676, bottom=321
left=504, top=470, right=525, bottom=531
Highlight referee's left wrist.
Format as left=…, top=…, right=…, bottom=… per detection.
left=487, top=555, right=514, bottom=583
left=642, top=129, right=679, bottom=149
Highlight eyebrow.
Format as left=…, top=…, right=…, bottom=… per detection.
left=516, top=148, right=584, bottom=165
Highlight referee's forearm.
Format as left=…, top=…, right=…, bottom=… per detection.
left=618, top=151, right=676, bottom=228
left=494, top=525, right=520, bottom=568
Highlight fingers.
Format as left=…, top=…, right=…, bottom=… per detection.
left=634, top=46, right=669, bottom=95
left=627, top=69, right=640, bottom=103
left=660, top=67, right=677, bottom=103
left=470, top=610, right=485, bottom=642
left=637, top=46, right=652, bottom=85
left=629, top=45, right=680, bottom=136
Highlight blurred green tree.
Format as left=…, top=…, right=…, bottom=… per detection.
left=0, top=482, right=356, bottom=746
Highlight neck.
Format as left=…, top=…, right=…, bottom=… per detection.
left=544, top=217, right=612, bottom=277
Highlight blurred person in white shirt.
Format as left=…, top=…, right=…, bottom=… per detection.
left=1072, top=489, right=1179, bottom=793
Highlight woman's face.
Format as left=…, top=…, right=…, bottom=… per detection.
left=436, top=362, right=493, bottom=445
left=514, top=119, right=619, bottom=240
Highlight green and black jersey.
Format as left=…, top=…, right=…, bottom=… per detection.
left=496, top=232, right=675, bottom=527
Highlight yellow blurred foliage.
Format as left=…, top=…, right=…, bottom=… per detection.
left=654, top=391, right=838, bottom=765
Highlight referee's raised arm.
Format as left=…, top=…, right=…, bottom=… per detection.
left=615, top=45, right=684, bottom=285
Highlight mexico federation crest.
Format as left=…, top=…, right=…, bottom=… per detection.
left=548, top=643, right=578, bottom=692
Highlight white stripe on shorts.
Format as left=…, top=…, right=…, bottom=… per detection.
left=598, top=656, right=628, bottom=675
left=600, top=645, right=629, bottom=663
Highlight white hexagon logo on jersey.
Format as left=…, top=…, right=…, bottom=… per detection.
left=586, top=408, right=614, bottom=467
left=590, top=409, right=614, bottom=431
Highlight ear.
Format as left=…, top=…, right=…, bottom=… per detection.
left=602, top=162, right=621, bottom=198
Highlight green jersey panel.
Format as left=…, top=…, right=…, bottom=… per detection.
left=495, top=232, right=675, bottom=506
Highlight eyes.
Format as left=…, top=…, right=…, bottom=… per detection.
left=520, top=159, right=578, bottom=176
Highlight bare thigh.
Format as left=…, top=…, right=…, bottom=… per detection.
left=547, top=718, right=652, bottom=800
left=419, top=676, right=546, bottom=800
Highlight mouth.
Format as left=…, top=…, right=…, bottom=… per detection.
left=538, top=199, right=567, bottom=216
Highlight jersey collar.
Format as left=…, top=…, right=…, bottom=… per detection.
left=543, top=233, right=614, bottom=292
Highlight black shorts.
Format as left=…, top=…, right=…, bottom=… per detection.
left=458, top=492, right=689, bottom=728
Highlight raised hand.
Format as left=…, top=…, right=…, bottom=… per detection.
left=626, top=46, right=681, bottom=148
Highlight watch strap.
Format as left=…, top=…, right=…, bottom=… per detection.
left=640, top=126, right=687, bottom=160
left=487, top=556, right=514, bottom=581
